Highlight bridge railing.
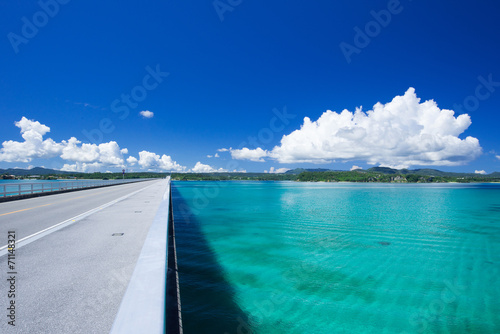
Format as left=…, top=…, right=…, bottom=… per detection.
left=0, top=179, right=155, bottom=198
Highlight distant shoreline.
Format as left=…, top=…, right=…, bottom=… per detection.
left=2, top=167, right=499, bottom=184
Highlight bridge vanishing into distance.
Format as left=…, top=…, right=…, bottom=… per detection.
left=0, top=177, right=182, bottom=333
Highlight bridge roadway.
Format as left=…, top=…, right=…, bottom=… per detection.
left=0, top=178, right=168, bottom=333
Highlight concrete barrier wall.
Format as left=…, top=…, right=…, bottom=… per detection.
left=110, top=177, right=183, bottom=334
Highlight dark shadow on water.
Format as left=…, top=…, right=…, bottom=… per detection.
left=172, top=185, right=252, bottom=334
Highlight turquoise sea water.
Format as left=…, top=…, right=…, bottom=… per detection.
left=172, top=181, right=500, bottom=334
left=0, top=179, right=67, bottom=183
left=0, top=179, right=69, bottom=196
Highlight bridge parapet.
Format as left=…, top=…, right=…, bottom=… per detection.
left=110, top=176, right=182, bottom=334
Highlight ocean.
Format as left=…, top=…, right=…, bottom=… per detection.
left=0, top=179, right=129, bottom=197
left=172, top=181, right=500, bottom=334
left=0, top=179, right=69, bottom=196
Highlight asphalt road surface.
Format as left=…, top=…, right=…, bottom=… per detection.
left=0, top=178, right=168, bottom=333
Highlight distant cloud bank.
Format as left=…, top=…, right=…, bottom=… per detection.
left=0, top=117, right=234, bottom=173
left=0, top=117, right=188, bottom=173
left=0, top=88, right=485, bottom=172
left=0, top=117, right=128, bottom=172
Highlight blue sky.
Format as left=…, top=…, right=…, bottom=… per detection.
left=1, top=0, right=499, bottom=173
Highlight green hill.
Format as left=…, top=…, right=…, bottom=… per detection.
left=0, top=167, right=73, bottom=176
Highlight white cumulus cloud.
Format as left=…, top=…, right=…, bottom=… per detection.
left=475, top=170, right=487, bottom=175
left=496, top=155, right=500, bottom=160
left=0, top=117, right=128, bottom=169
left=97, top=141, right=126, bottom=166
left=191, top=162, right=227, bottom=173
left=350, top=165, right=363, bottom=171
left=0, top=117, right=64, bottom=162
left=231, top=147, right=268, bottom=162
left=60, top=138, right=126, bottom=167
left=136, top=150, right=185, bottom=171
left=139, top=110, right=154, bottom=118
left=61, top=162, right=102, bottom=173
left=60, top=137, right=100, bottom=162
left=237, top=88, right=481, bottom=168
left=0, top=117, right=191, bottom=172
left=127, top=156, right=138, bottom=166
left=266, top=167, right=290, bottom=174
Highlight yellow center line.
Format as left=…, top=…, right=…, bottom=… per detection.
left=0, top=187, right=119, bottom=217
left=0, top=203, right=54, bottom=216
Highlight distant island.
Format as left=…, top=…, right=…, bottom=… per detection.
left=1, top=167, right=499, bottom=183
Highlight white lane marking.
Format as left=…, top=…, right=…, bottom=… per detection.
left=0, top=180, right=162, bottom=256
